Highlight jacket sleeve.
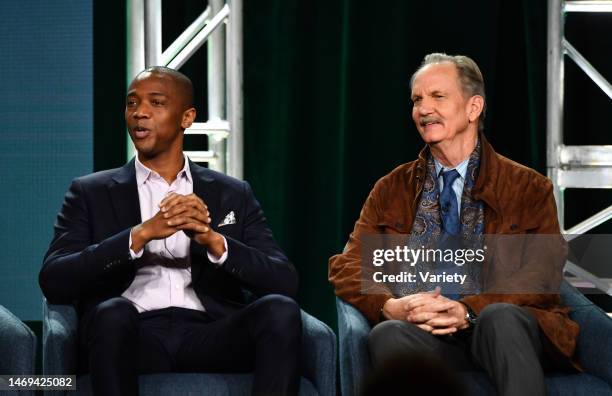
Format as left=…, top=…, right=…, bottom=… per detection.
left=39, top=178, right=134, bottom=304
left=191, top=181, right=299, bottom=299
left=328, top=178, right=394, bottom=325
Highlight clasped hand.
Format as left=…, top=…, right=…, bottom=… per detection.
left=382, top=287, right=468, bottom=335
left=130, top=192, right=226, bottom=257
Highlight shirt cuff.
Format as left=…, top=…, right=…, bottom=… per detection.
left=207, top=235, right=228, bottom=265
left=129, top=228, right=144, bottom=259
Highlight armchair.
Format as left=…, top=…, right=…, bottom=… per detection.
left=0, top=305, right=36, bottom=396
left=0, top=305, right=36, bottom=375
left=336, top=281, right=612, bottom=395
left=43, top=300, right=336, bottom=396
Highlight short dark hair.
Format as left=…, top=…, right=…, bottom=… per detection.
left=134, top=66, right=194, bottom=109
left=411, top=53, right=486, bottom=132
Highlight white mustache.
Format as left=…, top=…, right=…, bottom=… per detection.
left=420, top=116, right=442, bottom=126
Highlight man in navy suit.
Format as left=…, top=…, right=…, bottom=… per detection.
left=40, top=67, right=301, bottom=396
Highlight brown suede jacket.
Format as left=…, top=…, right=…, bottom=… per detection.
left=328, top=134, right=579, bottom=369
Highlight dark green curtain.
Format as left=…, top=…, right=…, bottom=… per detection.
left=94, top=0, right=612, bottom=331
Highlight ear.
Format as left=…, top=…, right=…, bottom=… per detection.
left=181, top=107, right=197, bottom=129
left=467, top=95, right=484, bottom=123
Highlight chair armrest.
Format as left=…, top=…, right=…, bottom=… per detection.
left=0, top=305, right=36, bottom=375
left=336, top=297, right=372, bottom=396
left=299, top=310, right=336, bottom=396
left=561, top=282, right=612, bottom=385
left=42, top=299, right=78, bottom=376
left=575, top=307, right=612, bottom=384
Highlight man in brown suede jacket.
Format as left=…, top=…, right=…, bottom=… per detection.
left=328, top=53, right=578, bottom=396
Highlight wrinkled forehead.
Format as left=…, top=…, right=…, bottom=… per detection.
left=411, top=63, right=461, bottom=94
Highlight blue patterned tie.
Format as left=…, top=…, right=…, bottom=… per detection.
left=440, top=169, right=461, bottom=236
left=438, top=169, right=462, bottom=299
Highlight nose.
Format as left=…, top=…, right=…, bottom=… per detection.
left=419, top=98, right=434, bottom=115
left=416, top=98, right=434, bottom=115
left=131, top=103, right=150, bottom=119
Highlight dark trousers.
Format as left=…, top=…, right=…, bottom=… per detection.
left=368, top=303, right=547, bottom=396
left=79, top=294, right=302, bottom=396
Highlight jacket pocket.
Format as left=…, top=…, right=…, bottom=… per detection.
left=502, top=217, right=539, bottom=234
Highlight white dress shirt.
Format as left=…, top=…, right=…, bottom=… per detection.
left=121, top=155, right=227, bottom=313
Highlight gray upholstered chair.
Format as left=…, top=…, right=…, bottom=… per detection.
left=336, top=281, right=612, bottom=395
left=0, top=305, right=36, bottom=396
left=0, top=305, right=36, bottom=375
left=43, top=299, right=336, bottom=396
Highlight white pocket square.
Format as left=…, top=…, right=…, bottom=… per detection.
left=218, top=211, right=237, bottom=227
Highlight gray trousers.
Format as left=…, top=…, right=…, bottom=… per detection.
left=368, top=303, right=546, bottom=396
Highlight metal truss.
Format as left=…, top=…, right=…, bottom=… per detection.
left=126, top=0, right=243, bottom=178
left=547, top=0, right=612, bottom=292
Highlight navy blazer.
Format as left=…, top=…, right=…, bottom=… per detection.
left=40, top=159, right=298, bottom=321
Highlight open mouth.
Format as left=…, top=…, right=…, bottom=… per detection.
left=132, top=126, right=150, bottom=138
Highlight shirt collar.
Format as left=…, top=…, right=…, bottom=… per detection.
left=134, top=154, right=192, bottom=186
left=434, top=155, right=469, bottom=180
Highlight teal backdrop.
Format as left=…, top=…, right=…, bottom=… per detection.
left=0, top=0, right=93, bottom=320
left=89, top=0, right=612, bottom=332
